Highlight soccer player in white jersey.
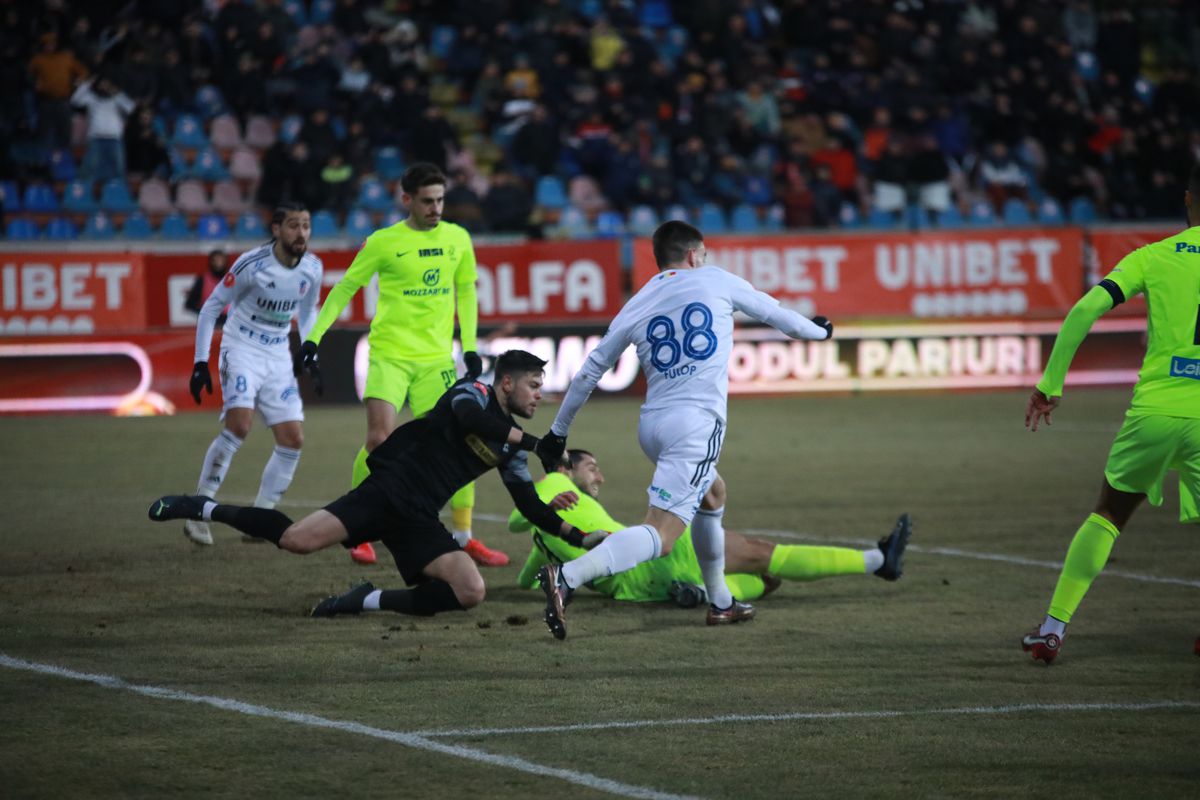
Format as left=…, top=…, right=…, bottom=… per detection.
left=533, top=220, right=838, bottom=639
left=183, top=202, right=323, bottom=545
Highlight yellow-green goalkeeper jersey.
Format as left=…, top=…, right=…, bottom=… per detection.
left=307, top=220, right=478, bottom=360
left=1104, top=227, right=1200, bottom=418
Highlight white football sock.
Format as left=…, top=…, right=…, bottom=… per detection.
left=562, top=524, right=661, bottom=589
left=1039, top=616, right=1067, bottom=637
left=691, top=506, right=733, bottom=609
left=196, top=429, right=243, bottom=497
left=201, top=500, right=218, bottom=521
left=452, top=530, right=472, bottom=547
left=863, top=547, right=885, bottom=573
left=362, top=589, right=382, bottom=611
left=254, top=446, right=301, bottom=509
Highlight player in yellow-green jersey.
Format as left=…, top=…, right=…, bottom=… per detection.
left=295, top=163, right=508, bottom=567
left=509, top=449, right=912, bottom=606
left=1021, top=165, right=1200, bottom=665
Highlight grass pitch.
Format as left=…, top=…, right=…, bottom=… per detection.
left=1, top=389, right=1197, bottom=798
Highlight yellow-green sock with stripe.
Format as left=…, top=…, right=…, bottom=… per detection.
left=1047, top=513, right=1119, bottom=623
left=767, top=545, right=866, bottom=581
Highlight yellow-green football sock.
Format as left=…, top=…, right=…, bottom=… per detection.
left=724, top=573, right=765, bottom=601
left=1047, top=513, right=1119, bottom=623
left=767, top=545, right=866, bottom=581
left=351, top=446, right=370, bottom=488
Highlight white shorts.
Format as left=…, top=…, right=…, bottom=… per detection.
left=218, top=346, right=303, bottom=426
left=637, top=408, right=725, bottom=526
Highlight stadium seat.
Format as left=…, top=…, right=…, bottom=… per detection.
left=697, top=202, right=727, bottom=232
left=138, top=178, right=175, bottom=216
left=663, top=204, right=690, bottom=224
left=99, top=179, right=137, bottom=213
left=1068, top=196, right=1097, bottom=224
left=628, top=205, right=659, bottom=237
left=171, top=113, right=209, bottom=149
left=430, top=25, right=457, bottom=59
left=1038, top=199, right=1065, bottom=224
left=534, top=175, right=568, bottom=210
left=279, top=114, right=303, bottom=145
left=168, top=147, right=189, bottom=179
left=764, top=203, right=785, bottom=231
left=244, top=115, right=276, bottom=149
left=867, top=206, right=901, bottom=228
left=235, top=212, right=266, bottom=239
left=906, top=204, right=930, bottom=229
left=375, top=147, right=404, bottom=181
left=934, top=204, right=966, bottom=228
left=212, top=181, right=246, bottom=215
left=122, top=212, right=153, bottom=239
left=81, top=211, right=115, bottom=240
left=45, top=216, right=77, bottom=240
left=0, top=180, right=21, bottom=212
left=730, top=204, right=759, bottom=232
left=969, top=200, right=996, bottom=225
left=640, top=0, right=673, bottom=28
left=343, top=209, right=375, bottom=240
left=382, top=207, right=404, bottom=226
left=197, top=214, right=230, bottom=240
left=743, top=175, right=773, bottom=207
left=49, top=148, right=77, bottom=182
left=189, top=147, right=231, bottom=181
left=229, top=147, right=263, bottom=184
left=62, top=180, right=98, bottom=213
left=209, top=114, right=243, bottom=151
left=159, top=213, right=190, bottom=239
left=355, top=179, right=392, bottom=212
left=194, top=84, right=226, bottom=119
left=594, top=209, right=625, bottom=238
left=5, top=218, right=38, bottom=240
left=176, top=180, right=213, bottom=215
left=556, top=206, right=591, bottom=239
left=311, top=210, right=339, bottom=237
left=22, top=183, right=59, bottom=213
left=1002, top=198, right=1033, bottom=225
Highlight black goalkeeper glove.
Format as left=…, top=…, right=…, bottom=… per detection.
left=293, top=340, right=323, bottom=396
left=563, top=527, right=609, bottom=550
left=534, top=431, right=567, bottom=473
left=189, top=361, right=212, bottom=404
left=463, top=350, right=483, bottom=380
left=811, top=315, right=834, bottom=340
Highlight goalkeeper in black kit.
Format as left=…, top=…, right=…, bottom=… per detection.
left=148, top=350, right=606, bottom=618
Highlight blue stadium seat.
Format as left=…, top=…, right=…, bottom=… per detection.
left=159, top=213, right=191, bottom=239
left=1068, top=196, right=1097, bottom=223
left=309, top=0, right=334, bottom=24
left=969, top=200, right=997, bottom=226
left=730, top=204, right=759, bottom=232
left=594, top=210, right=625, bottom=238
left=343, top=210, right=375, bottom=240
left=1, top=180, right=21, bottom=211
left=283, top=0, right=307, bottom=25
left=45, top=217, right=78, bottom=240
left=235, top=212, right=265, bottom=239
left=906, top=204, right=931, bottom=229
left=189, top=147, right=231, bottom=181
left=628, top=204, right=659, bottom=236
left=194, top=84, right=226, bottom=119
left=743, top=175, right=772, bottom=207
left=122, top=212, right=153, bottom=239
left=62, top=180, right=97, bottom=213
left=663, top=204, right=690, bottom=224
left=430, top=25, right=457, bottom=59
left=935, top=204, right=966, bottom=228
left=279, top=114, right=303, bottom=144
left=197, top=214, right=230, bottom=240
left=1002, top=198, right=1033, bottom=225
left=168, top=148, right=189, bottom=179
left=311, top=210, right=339, bottom=238
left=49, top=149, right=77, bottom=182
left=5, top=218, right=38, bottom=240
left=355, top=179, right=392, bottom=212
left=382, top=207, right=404, bottom=227
left=640, top=0, right=673, bottom=28
left=172, top=114, right=209, bottom=149
left=374, top=147, right=404, bottom=181
left=1037, top=199, right=1065, bottom=224
left=764, top=203, right=785, bottom=232
left=23, top=183, right=59, bottom=213
left=557, top=206, right=591, bottom=239
left=697, top=202, right=727, bottom=233
left=534, top=175, right=567, bottom=210
left=867, top=206, right=902, bottom=228
left=81, top=211, right=115, bottom=240
left=99, top=179, right=137, bottom=213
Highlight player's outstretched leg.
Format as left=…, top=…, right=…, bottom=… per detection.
left=538, top=564, right=573, bottom=640
left=706, top=599, right=756, bottom=625
left=874, top=513, right=913, bottom=581
left=1021, top=628, right=1063, bottom=665
left=149, top=495, right=211, bottom=522
left=311, top=581, right=377, bottom=618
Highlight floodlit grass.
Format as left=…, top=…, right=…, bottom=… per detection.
left=1, top=390, right=1197, bottom=798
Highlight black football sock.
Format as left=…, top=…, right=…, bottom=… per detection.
left=377, top=581, right=466, bottom=616
left=210, top=505, right=291, bottom=546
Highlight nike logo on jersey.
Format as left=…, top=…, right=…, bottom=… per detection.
left=1170, top=356, right=1200, bottom=379
left=396, top=251, right=411, bottom=258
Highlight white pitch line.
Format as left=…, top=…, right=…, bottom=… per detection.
left=0, top=654, right=697, bottom=800
left=416, top=700, right=1200, bottom=739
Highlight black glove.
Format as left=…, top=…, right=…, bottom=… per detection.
left=563, top=527, right=608, bottom=550
left=189, top=361, right=212, bottom=404
left=534, top=431, right=567, bottom=473
left=293, top=340, right=323, bottom=396
left=811, top=315, right=834, bottom=340
left=463, top=350, right=483, bottom=380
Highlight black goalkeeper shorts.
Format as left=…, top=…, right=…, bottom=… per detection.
left=324, top=480, right=461, bottom=586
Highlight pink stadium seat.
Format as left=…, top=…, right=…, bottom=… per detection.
left=244, top=115, right=276, bottom=149
left=137, top=178, right=175, bottom=215
left=212, top=181, right=247, bottom=215
left=175, top=179, right=212, bottom=215
left=229, top=148, right=262, bottom=183
left=209, top=115, right=243, bottom=152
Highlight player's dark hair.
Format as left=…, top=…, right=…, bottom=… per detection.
left=494, top=350, right=546, bottom=382
left=401, top=162, right=447, bottom=194
left=271, top=200, right=308, bottom=229
left=652, top=220, right=704, bottom=269
left=560, top=448, right=594, bottom=471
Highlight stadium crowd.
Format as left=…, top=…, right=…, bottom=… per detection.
left=2, top=0, right=1199, bottom=240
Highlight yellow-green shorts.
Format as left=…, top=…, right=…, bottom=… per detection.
left=1104, top=413, right=1200, bottom=523
left=364, top=354, right=457, bottom=417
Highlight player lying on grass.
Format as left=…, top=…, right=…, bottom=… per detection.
left=148, top=350, right=606, bottom=618
left=510, top=449, right=912, bottom=604
left=1021, top=164, right=1200, bottom=665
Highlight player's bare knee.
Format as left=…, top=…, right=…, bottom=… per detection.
left=279, top=431, right=303, bottom=449
left=454, top=576, right=486, bottom=608
left=226, top=419, right=252, bottom=439
left=702, top=476, right=727, bottom=509
left=279, top=525, right=315, bottom=554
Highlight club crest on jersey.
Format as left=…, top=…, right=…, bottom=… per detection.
left=223, top=271, right=236, bottom=287
left=423, top=268, right=439, bottom=286
left=298, top=279, right=309, bottom=295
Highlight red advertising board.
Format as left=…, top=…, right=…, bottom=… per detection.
left=1089, top=226, right=1182, bottom=275
left=1, top=252, right=147, bottom=334
left=632, top=228, right=1085, bottom=320
left=143, top=240, right=623, bottom=330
